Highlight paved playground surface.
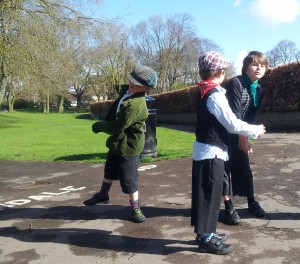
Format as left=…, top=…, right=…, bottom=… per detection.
left=0, top=131, right=299, bottom=264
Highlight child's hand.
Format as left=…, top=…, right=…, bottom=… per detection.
left=92, top=122, right=102, bottom=133
left=238, top=135, right=252, bottom=154
left=257, top=124, right=266, bottom=137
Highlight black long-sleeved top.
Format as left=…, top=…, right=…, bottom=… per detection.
left=225, top=76, right=263, bottom=124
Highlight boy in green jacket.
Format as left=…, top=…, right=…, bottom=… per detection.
left=83, top=65, right=157, bottom=223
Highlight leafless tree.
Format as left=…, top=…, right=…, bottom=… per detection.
left=266, top=40, right=299, bottom=67
left=89, top=22, right=132, bottom=99
left=132, top=14, right=197, bottom=92
left=131, top=14, right=224, bottom=92
left=198, top=37, right=223, bottom=54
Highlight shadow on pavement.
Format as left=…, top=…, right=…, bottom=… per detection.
left=0, top=226, right=198, bottom=255
left=0, top=205, right=190, bottom=222
left=218, top=208, right=300, bottom=223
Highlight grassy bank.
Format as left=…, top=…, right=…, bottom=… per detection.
left=0, top=112, right=193, bottom=163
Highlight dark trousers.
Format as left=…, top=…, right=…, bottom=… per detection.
left=223, top=134, right=254, bottom=197
left=191, top=158, right=224, bottom=234
left=222, top=161, right=232, bottom=196
left=104, top=150, right=140, bottom=194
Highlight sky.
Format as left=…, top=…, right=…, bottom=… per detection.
left=84, top=0, right=300, bottom=72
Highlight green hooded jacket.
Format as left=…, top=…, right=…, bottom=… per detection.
left=92, top=91, right=148, bottom=156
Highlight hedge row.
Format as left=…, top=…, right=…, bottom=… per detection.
left=151, top=86, right=198, bottom=114
left=90, top=100, right=114, bottom=119
left=90, top=62, right=300, bottom=116
left=259, top=62, right=300, bottom=112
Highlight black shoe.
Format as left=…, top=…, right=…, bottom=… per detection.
left=248, top=201, right=265, bottom=217
left=131, top=208, right=146, bottom=223
left=224, top=208, right=241, bottom=225
left=196, top=233, right=228, bottom=245
left=198, top=235, right=233, bottom=255
left=83, top=192, right=109, bottom=206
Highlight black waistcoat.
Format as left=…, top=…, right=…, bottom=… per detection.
left=195, top=88, right=229, bottom=151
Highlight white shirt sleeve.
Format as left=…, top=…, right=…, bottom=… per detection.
left=206, top=87, right=261, bottom=139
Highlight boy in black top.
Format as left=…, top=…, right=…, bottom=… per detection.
left=222, top=51, right=269, bottom=225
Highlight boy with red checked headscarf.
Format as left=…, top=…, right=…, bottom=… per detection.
left=191, top=51, right=266, bottom=255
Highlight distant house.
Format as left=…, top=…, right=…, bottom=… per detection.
left=65, top=92, right=97, bottom=108
left=65, top=93, right=77, bottom=108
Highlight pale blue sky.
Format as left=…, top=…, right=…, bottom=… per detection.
left=84, top=0, right=300, bottom=71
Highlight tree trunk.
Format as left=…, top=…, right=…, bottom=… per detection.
left=42, top=93, right=50, bottom=114
left=7, top=92, right=15, bottom=112
left=76, top=93, right=82, bottom=109
left=0, top=63, right=8, bottom=106
left=0, top=80, right=7, bottom=106
left=42, top=101, right=47, bottom=113
left=46, top=91, right=50, bottom=113
left=58, top=96, right=64, bottom=113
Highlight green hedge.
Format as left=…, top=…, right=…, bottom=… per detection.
left=1, top=99, right=37, bottom=110
left=259, top=62, right=300, bottom=112
left=151, top=86, right=198, bottom=114
left=90, top=100, right=114, bottom=119
left=90, top=62, right=300, bottom=116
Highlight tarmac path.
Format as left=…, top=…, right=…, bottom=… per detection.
left=0, top=132, right=299, bottom=264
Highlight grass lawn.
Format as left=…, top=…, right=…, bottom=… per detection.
left=0, top=111, right=194, bottom=163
